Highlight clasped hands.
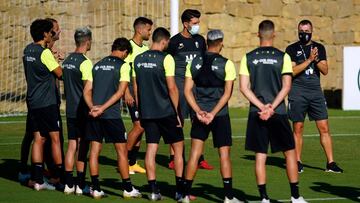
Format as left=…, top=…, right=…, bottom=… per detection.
left=196, top=110, right=215, bottom=125
left=89, top=105, right=104, bottom=118
left=309, top=47, right=319, bottom=62
left=258, top=104, right=274, bottom=121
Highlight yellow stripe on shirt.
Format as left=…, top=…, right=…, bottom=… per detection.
left=40, top=48, right=59, bottom=72
left=282, top=53, right=293, bottom=74
left=185, top=62, right=192, bottom=78
left=120, top=62, right=131, bottom=82
left=164, top=54, right=175, bottom=77
left=225, top=60, right=236, bottom=81
left=79, top=56, right=93, bottom=81
left=239, top=55, right=249, bottom=76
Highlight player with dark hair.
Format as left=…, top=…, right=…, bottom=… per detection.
left=240, top=20, right=307, bottom=203
left=83, top=38, right=141, bottom=199
left=134, top=27, right=184, bottom=201
left=23, top=18, right=63, bottom=191
left=124, top=16, right=153, bottom=175
left=63, top=27, right=92, bottom=195
left=182, top=30, right=242, bottom=203
left=19, top=18, right=64, bottom=184
left=285, top=20, right=343, bottom=174
left=167, top=8, right=213, bottom=172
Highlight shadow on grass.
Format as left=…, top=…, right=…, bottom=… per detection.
left=242, top=155, right=324, bottom=171
left=310, top=182, right=360, bottom=202
left=100, top=178, right=176, bottom=201
left=0, top=159, right=20, bottom=182
left=193, top=183, right=282, bottom=203
left=99, top=177, right=149, bottom=201
left=98, top=151, right=171, bottom=169
left=242, top=155, right=286, bottom=169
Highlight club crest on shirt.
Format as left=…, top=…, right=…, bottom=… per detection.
left=195, top=41, right=199, bottom=48
left=296, top=51, right=303, bottom=56
left=178, top=43, right=184, bottom=49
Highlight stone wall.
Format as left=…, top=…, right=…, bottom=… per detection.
left=0, top=0, right=170, bottom=115
left=181, top=0, right=360, bottom=107
left=0, top=0, right=359, bottom=114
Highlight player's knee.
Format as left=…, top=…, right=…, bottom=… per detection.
left=293, top=124, right=304, bottom=134
left=318, top=125, right=329, bottom=135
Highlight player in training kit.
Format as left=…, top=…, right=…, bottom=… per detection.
left=83, top=38, right=141, bottom=199
left=124, top=17, right=153, bottom=175
left=239, top=20, right=307, bottom=203
left=62, top=27, right=92, bottom=195
left=23, top=19, right=63, bottom=191
left=285, top=20, right=343, bottom=173
left=19, top=18, right=64, bottom=184
left=167, top=8, right=213, bottom=171
left=182, top=30, right=242, bottom=203
left=134, top=27, right=184, bottom=201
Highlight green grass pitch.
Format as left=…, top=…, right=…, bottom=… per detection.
left=0, top=108, right=359, bottom=202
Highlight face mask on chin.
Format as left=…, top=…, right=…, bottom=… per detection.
left=188, top=24, right=200, bottom=35
left=298, top=32, right=312, bottom=45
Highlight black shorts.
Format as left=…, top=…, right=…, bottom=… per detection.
left=28, top=104, right=61, bottom=136
left=66, top=117, right=87, bottom=140
left=141, top=115, right=184, bottom=144
left=85, top=118, right=126, bottom=143
left=191, top=114, right=232, bottom=148
left=288, top=88, right=328, bottom=122
left=127, top=102, right=140, bottom=122
left=245, top=112, right=295, bottom=153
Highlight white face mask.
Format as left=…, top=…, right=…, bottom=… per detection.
left=188, top=24, right=200, bottom=35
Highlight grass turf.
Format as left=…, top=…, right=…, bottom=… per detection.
left=0, top=108, right=359, bottom=202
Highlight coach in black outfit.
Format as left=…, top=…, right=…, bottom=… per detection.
left=285, top=20, right=343, bottom=174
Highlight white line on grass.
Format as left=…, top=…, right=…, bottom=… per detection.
left=0, top=133, right=359, bottom=146
left=248, top=196, right=354, bottom=202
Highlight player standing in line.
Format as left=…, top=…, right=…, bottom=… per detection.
left=182, top=30, right=242, bottom=203
left=239, top=20, right=307, bottom=203
left=134, top=27, right=184, bottom=201
left=83, top=38, right=141, bottom=199
left=62, top=27, right=92, bottom=195
left=23, top=19, right=63, bottom=191
left=167, top=8, right=213, bottom=171
left=18, top=18, right=64, bottom=184
left=124, top=17, right=153, bottom=175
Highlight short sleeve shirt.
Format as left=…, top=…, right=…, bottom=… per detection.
left=167, top=33, right=206, bottom=86
left=23, top=43, right=59, bottom=109
left=285, top=41, right=326, bottom=90
left=63, top=53, right=93, bottom=118
left=134, top=50, right=176, bottom=119
left=239, top=46, right=292, bottom=114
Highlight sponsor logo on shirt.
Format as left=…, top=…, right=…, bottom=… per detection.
left=252, top=58, right=278, bottom=65
left=25, top=56, right=36, bottom=62
left=305, top=67, right=314, bottom=75
left=137, top=62, right=157, bottom=69
left=211, top=65, right=219, bottom=71
left=195, top=64, right=201, bottom=70
left=94, top=65, right=114, bottom=71
left=63, top=63, right=76, bottom=69
left=185, top=54, right=197, bottom=63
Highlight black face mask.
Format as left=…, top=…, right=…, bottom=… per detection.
left=298, top=32, right=312, bottom=45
